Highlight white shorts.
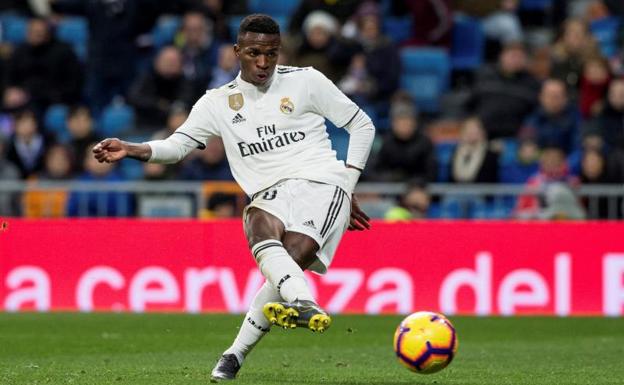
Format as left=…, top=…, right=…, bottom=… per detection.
left=244, top=179, right=350, bottom=274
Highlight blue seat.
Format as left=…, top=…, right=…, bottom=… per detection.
left=400, top=48, right=450, bottom=113
left=383, top=17, right=413, bottom=45
left=152, top=16, right=181, bottom=48
left=434, top=141, right=456, bottom=182
left=227, top=15, right=246, bottom=42
left=98, top=103, right=135, bottom=137
left=451, top=15, right=484, bottom=70
left=499, top=138, right=519, bottom=166
left=519, top=0, right=553, bottom=10
left=43, top=104, right=70, bottom=143
left=56, top=17, right=88, bottom=60
left=248, top=0, right=301, bottom=17
left=590, top=17, right=621, bottom=58
left=326, top=120, right=349, bottom=162
left=1, top=14, right=28, bottom=44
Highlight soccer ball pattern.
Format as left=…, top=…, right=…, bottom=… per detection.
left=393, top=311, right=458, bottom=374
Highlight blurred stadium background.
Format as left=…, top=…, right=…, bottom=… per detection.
left=0, top=0, right=621, bottom=220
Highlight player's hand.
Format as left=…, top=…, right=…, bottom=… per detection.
left=92, top=138, right=128, bottom=163
left=348, top=195, right=371, bottom=231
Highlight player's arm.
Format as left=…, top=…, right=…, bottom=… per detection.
left=344, top=111, right=375, bottom=231
left=93, top=133, right=198, bottom=164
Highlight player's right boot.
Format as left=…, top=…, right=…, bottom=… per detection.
left=210, top=354, right=241, bottom=381
left=263, top=299, right=332, bottom=332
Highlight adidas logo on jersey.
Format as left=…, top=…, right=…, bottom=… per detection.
left=232, top=113, right=246, bottom=124
left=302, top=220, right=316, bottom=229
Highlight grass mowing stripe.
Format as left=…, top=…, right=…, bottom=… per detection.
left=1, top=313, right=623, bottom=385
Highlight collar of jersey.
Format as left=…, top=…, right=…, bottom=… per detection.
left=235, top=71, right=276, bottom=94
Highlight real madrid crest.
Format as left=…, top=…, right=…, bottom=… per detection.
left=229, top=93, right=244, bottom=111
left=280, top=97, right=294, bottom=114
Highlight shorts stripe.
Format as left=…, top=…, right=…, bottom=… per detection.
left=320, top=187, right=340, bottom=237
left=322, top=189, right=346, bottom=238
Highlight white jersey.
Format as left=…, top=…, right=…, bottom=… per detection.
left=175, top=66, right=362, bottom=197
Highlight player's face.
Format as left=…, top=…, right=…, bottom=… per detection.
left=235, top=32, right=281, bottom=86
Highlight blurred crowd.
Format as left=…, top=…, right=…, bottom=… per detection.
left=0, top=0, right=623, bottom=220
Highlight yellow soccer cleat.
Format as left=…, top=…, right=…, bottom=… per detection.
left=263, top=300, right=331, bottom=332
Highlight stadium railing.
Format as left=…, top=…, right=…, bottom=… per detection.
left=0, top=181, right=621, bottom=220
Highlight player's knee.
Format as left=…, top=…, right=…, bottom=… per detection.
left=244, top=208, right=284, bottom=248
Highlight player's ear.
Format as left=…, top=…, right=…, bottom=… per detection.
left=234, top=44, right=241, bottom=58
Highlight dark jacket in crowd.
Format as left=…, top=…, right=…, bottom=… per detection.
left=594, top=103, right=624, bottom=151
left=370, top=131, right=437, bottom=182
left=470, top=65, right=540, bottom=139
left=6, top=38, right=83, bottom=109
left=522, top=105, right=581, bottom=154
left=363, top=37, right=401, bottom=102
left=449, top=147, right=499, bottom=184
left=127, top=70, right=195, bottom=129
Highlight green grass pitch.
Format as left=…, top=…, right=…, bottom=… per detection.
left=1, top=313, right=623, bottom=384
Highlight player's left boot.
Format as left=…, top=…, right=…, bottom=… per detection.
left=263, top=299, right=332, bottom=332
left=210, top=354, right=241, bottom=381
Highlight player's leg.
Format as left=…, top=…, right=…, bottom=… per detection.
left=245, top=207, right=316, bottom=303
left=262, top=231, right=332, bottom=332
left=211, top=281, right=281, bottom=380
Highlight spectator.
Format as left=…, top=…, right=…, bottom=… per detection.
left=384, top=181, right=431, bottom=221
left=500, top=139, right=540, bottom=184
left=202, top=192, right=237, bottom=219
left=152, top=103, right=189, bottom=140
left=289, top=0, right=361, bottom=36
left=6, top=110, right=51, bottom=178
left=0, top=135, right=21, bottom=216
left=22, top=144, right=73, bottom=218
left=450, top=117, right=499, bottom=184
left=66, top=105, right=99, bottom=174
left=208, top=44, right=239, bottom=89
left=51, top=0, right=162, bottom=113
left=177, top=11, right=220, bottom=95
left=338, top=2, right=400, bottom=106
left=368, top=102, right=436, bottom=182
left=579, top=56, right=611, bottom=119
left=551, top=18, right=601, bottom=98
left=514, top=146, right=580, bottom=219
left=286, top=11, right=360, bottom=83
left=392, top=0, right=453, bottom=48
left=195, top=0, right=248, bottom=41
left=521, top=79, right=581, bottom=154
left=67, top=143, right=133, bottom=217
left=128, top=46, right=195, bottom=131
left=178, top=137, right=233, bottom=181
left=592, top=78, right=624, bottom=150
left=469, top=42, right=540, bottom=139
left=481, top=0, right=524, bottom=51
left=580, top=149, right=613, bottom=218
left=4, top=17, right=83, bottom=113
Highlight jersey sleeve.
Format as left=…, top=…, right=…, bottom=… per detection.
left=174, top=91, right=221, bottom=149
left=307, top=68, right=361, bottom=128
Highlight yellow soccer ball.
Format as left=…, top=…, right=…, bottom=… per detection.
left=393, top=311, right=458, bottom=374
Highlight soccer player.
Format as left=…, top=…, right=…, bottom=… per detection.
left=93, top=14, right=375, bottom=381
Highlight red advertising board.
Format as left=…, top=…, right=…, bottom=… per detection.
left=1, top=219, right=623, bottom=316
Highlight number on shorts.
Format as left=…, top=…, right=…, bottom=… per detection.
left=262, top=189, right=277, bottom=200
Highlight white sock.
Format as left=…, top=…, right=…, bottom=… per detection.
left=252, top=240, right=315, bottom=303
left=223, top=281, right=281, bottom=364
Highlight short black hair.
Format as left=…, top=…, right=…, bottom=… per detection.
left=238, top=14, right=280, bottom=38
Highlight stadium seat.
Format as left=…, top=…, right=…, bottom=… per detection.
left=1, top=14, right=28, bottom=44
left=326, top=120, right=349, bottom=162
left=499, top=138, right=519, bottom=166
left=43, top=104, right=70, bottom=143
left=434, top=141, right=456, bottom=182
left=248, top=0, right=302, bottom=17
left=400, top=48, right=451, bottom=113
left=98, top=103, right=135, bottom=137
left=590, top=17, right=621, bottom=58
left=383, top=17, right=413, bottom=45
left=152, top=16, right=181, bottom=48
left=450, top=15, right=484, bottom=71
left=56, top=17, right=88, bottom=60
